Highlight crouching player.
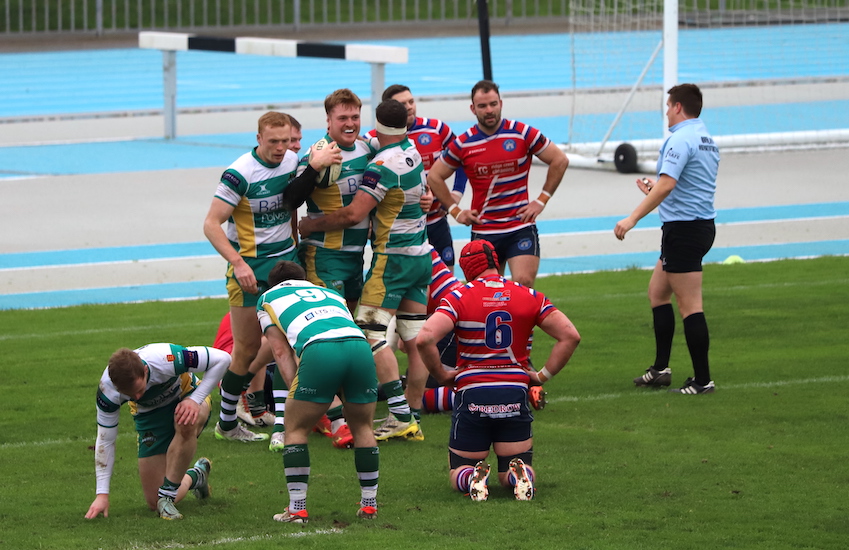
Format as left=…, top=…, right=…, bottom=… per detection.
left=416, top=240, right=580, bottom=501
left=85, top=344, right=231, bottom=520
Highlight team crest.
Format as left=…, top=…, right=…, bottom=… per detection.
left=418, top=134, right=432, bottom=145
left=518, top=238, right=532, bottom=251
left=502, top=139, right=517, bottom=152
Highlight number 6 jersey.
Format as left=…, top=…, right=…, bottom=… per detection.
left=434, top=275, right=556, bottom=391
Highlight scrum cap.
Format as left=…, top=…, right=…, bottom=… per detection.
left=459, top=239, right=499, bottom=281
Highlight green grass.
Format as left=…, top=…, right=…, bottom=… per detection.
left=1, top=256, right=848, bottom=549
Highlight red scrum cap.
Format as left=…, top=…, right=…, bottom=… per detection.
left=459, top=239, right=500, bottom=281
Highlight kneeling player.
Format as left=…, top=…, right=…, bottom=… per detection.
left=416, top=240, right=580, bottom=501
left=85, top=344, right=231, bottom=520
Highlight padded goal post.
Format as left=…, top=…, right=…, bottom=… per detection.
left=138, top=32, right=408, bottom=139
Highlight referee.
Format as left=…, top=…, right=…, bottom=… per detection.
left=614, top=83, right=720, bottom=395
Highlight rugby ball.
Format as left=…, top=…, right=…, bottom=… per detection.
left=310, top=138, right=342, bottom=188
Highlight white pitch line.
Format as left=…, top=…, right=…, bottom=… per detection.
left=548, top=375, right=849, bottom=404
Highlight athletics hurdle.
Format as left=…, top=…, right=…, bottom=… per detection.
left=139, top=32, right=408, bottom=139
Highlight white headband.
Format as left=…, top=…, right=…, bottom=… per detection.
left=376, top=121, right=407, bottom=135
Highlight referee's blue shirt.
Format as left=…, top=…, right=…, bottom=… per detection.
left=656, top=118, right=720, bottom=223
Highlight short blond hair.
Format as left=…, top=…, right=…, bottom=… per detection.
left=257, top=111, right=291, bottom=133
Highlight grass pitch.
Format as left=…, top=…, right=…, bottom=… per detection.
left=1, top=257, right=847, bottom=549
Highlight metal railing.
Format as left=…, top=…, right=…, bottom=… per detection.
left=0, top=0, right=571, bottom=34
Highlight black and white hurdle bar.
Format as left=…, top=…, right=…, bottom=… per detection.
left=139, top=32, right=408, bottom=139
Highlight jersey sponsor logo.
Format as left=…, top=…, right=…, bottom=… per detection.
left=181, top=350, right=199, bottom=369
left=502, top=139, right=517, bottom=152
left=96, top=391, right=119, bottom=413
left=665, top=148, right=680, bottom=160
left=473, top=159, right=519, bottom=178
left=418, top=134, right=432, bottom=145
left=487, top=290, right=511, bottom=302
left=141, top=431, right=157, bottom=448
left=166, top=354, right=175, bottom=362
left=361, top=170, right=381, bottom=189
left=222, top=171, right=241, bottom=187
left=405, top=157, right=415, bottom=167
left=467, top=402, right=521, bottom=418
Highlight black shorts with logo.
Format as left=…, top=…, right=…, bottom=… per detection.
left=660, top=219, right=716, bottom=273
left=449, top=386, right=534, bottom=453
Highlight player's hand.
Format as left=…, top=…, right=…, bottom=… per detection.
left=637, top=177, right=654, bottom=196
left=614, top=217, right=636, bottom=241
left=232, top=259, right=258, bottom=295
left=455, top=209, right=482, bottom=226
left=517, top=200, right=545, bottom=223
left=85, top=494, right=110, bottom=519
left=298, top=216, right=316, bottom=238
left=419, top=187, right=434, bottom=213
left=309, top=140, right=342, bottom=170
left=433, top=369, right=458, bottom=387
left=175, top=399, right=200, bottom=426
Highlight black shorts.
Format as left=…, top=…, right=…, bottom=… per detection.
left=660, top=219, right=716, bottom=273
left=449, top=387, right=533, bottom=453
left=471, top=225, right=540, bottom=262
left=427, top=216, right=455, bottom=266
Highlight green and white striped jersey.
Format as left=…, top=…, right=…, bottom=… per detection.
left=95, top=344, right=230, bottom=427
left=299, top=135, right=377, bottom=252
left=257, top=280, right=366, bottom=357
left=214, top=148, right=299, bottom=258
left=359, top=138, right=428, bottom=256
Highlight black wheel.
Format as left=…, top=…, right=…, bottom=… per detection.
left=614, top=143, right=639, bottom=174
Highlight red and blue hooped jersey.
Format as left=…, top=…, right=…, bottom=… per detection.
left=434, top=275, right=555, bottom=391
left=428, top=247, right=465, bottom=314
left=443, top=119, right=550, bottom=235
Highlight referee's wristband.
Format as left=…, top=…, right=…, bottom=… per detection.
left=537, top=366, right=555, bottom=384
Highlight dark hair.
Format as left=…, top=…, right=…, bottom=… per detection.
left=375, top=99, right=408, bottom=130
left=287, top=114, right=302, bottom=131
left=667, top=83, right=703, bottom=118
left=268, top=260, right=307, bottom=287
left=471, top=80, right=500, bottom=102
left=107, top=348, right=145, bottom=396
left=382, top=84, right=411, bottom=102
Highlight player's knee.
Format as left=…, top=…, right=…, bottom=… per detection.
left=356, top=306, right=394, bottom=355
left=396, top=311, right=427, bottom=342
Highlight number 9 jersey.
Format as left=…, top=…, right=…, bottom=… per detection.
left=434, top=274, right=556, bottom=391
left=256, top=280, right=366, bottom=357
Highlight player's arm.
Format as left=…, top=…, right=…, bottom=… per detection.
left=85, top=420, right=119, bottom=519
left=416, top=312, right=458, bottom=387
left=613, top=173, right=677, bottom=240
left=518, top=143, right=569, bottom=223
left=427, top=158, right=481, bottom=226
left=263, top=324, right=297, bottom=369
left=528, top=309, right=581, bottom=386
left=298, top=188, right=378, bottom=237
left=175, top=346, right=232, bottom=426
left=203, top=197, right=259, bottom=294
left=282, top=142, right=342, bottom=211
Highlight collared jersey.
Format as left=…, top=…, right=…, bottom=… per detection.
left=657, top=118, right=720, bottom=222
left=435, top=275, right=556, bottom=391
left=299, top=135, right=376, bottom=252
left=214, top=148, right=299, bottom=258
left=257, top=280, right=365, bottom=357
left=443, top=119, right=550, bottom=235
left=359, top=138, right=429, bottom=256
left=95, top=344, right=222, bottom=428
